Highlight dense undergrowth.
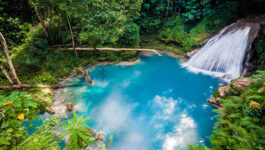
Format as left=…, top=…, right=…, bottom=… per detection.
left=0, top=0, right=264, bottom=149
left=190, top=71, right=265, bottom=150
left=157, top=1, right=238, bottom=51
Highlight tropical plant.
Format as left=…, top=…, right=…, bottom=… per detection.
left=17, top=115, right=61, bottom=150
left=61, top=113, right=97, bottom=150
left=0, top=91, right=41, bottom=149
left=189, top=70, right=265, bottom=150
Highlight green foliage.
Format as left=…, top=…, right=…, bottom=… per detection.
left=13, top=25, right=49, bottom=73
left=256, top=38, right=265, bottom=69
left=209, top=1, right=239, bottom=28
left=0, top=91, right=41, bottom=149
left=158, top=16, right=187, bottom=44
left=61, top=113, right=96, bottom=150
left=0, top=23, right=139, bottom=87
left=157, top=16, right=211, bottom=51
left=138, top=0, right=237, bottom=33
left=17, top=115, right=61, bottom=150
left=190, top=71, right=265, bottom=150
left=156, top=0, right=239, bottom=52
left=137, top=0, right=167, bottom=32
left=29, top=0, right=143, bottom=47
left=77, top=0, right=142, bottom=47
left=180, top=0, right=215, bottom=22
left=117, top=23, right=141, bottom=47
left=0, top=1, right=264, bottom=150
left=0, top=1, right=31, bottom=47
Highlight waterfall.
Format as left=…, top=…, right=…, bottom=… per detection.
left=183, top=21, right=260, bottom=81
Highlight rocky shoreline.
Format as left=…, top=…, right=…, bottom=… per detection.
left=208, top=77, right=252, bottom=108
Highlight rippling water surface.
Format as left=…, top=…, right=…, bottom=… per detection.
left=29, top=54, right=223, bottom=150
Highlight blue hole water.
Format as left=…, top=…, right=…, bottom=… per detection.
left=27, top=54, right=224, bottom=150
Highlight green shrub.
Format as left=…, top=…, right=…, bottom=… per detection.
left=256, top=39, right=265, bottom=69
left=61, top=113, right=96, bottom=149
left=17, top=115, right=61, bottom=150
left=190, top=71, right=265, bottom=150
left=0, top=91, right=42, bottom=149
left=117, top=23, right=140, bottom=47
left=157, top=16, right=210, bottom=51
left=157, top=1, right=239, bottom=52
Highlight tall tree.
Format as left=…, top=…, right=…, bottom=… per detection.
left=0, top=32, right=21, bottom=85
left=29, top=0, right=49, bottom=40
left=33, top=5, right=49, bottom=40
left=66, top=16, right=78, bottom=57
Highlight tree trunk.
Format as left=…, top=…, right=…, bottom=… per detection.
left=66, top=17, right=78, bottom=58
left=53, top=47, right=162, bottom=56
left=0, top=32, right=21, bottom=85
left=0, top=84, right=86, bottom=89
left=0, top=60, right=13, bottom=84
left=34, top=6, right=49, bottom=40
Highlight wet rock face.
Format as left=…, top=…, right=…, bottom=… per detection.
left=232, top=78, right=252, bottom=91
left=218, top=85, right=231, bottom=97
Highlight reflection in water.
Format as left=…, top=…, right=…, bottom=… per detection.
left=33, top=54, right=222, bottom=150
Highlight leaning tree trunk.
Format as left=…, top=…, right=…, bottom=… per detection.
left=0, top=32, right=21, bottom=85
left=34, top=6, right=49, bottom=40
left=0, top=60, right=13, bottom=84
left=66, top=17, right=78, bottom=58
left=66, top=16, right=93, bottom=84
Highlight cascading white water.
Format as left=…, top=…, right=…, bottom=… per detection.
left=183, top=24, right=251, bottom=81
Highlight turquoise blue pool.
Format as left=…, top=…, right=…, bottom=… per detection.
left=27, top=54, right=224, bottom=150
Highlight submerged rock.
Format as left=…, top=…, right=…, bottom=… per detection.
left=232, top=78, right=251, bottom=91
left=66, top=103, right=73, bottom=111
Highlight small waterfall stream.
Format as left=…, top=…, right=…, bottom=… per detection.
left=184, top=21, right=260, bottom=81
